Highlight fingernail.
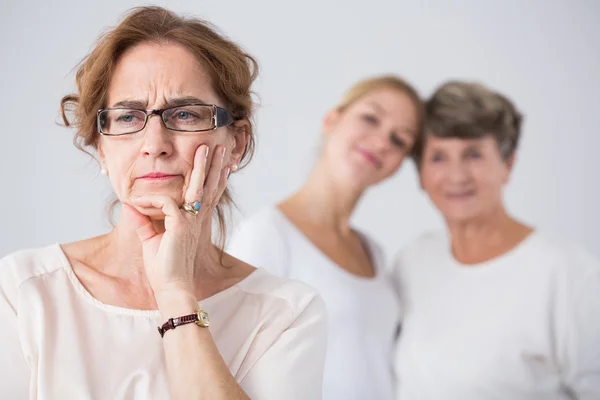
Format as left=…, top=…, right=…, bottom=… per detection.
left=226, top=167, right=231, bottom=178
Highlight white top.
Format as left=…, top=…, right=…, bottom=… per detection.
left=0, top=244, right=327, bottom=400
left=227, top=206, right=400, bottom=400
left=391, top=230, right=600, bottom=400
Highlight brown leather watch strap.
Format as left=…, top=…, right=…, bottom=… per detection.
left=157, top=309, right=210, bottom=338
left=158, top=313, right=197, bottom=338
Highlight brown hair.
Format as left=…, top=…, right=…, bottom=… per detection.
left=336, top=75, right=425, bottom=137
left=412, top=81, right=523, bottom=167
left=60, top=6, right=259, bottom=247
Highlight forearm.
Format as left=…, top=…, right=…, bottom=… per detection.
left=156, top=291, right=250, bottom=400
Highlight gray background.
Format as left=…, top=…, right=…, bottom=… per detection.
left=1, top=0, right=599, bottom=261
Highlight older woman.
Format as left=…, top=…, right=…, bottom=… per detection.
left=228, top=76, right=424, bottom=400
left=0, top=6, right=326, bottom=399
left=392, top=81, right=600, bottom=399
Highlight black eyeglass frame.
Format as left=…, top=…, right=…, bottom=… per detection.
left=96, top=103, right=235, bottom=136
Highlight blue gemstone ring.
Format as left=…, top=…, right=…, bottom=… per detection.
left=182, top=200, right=201, bottom=216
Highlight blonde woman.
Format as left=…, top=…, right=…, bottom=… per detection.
left=228, top=76, right=424, bottom=400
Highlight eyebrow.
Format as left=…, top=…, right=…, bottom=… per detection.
left=109, top=96, right=210, bottom=109
left=365, top=101, right=386, bottom=114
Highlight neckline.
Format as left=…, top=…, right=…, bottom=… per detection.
left=446, top=230, right=539, bottom=272
left=53, top=243, right=263, bottom=317
left=271, top=206, right=382, bottom=282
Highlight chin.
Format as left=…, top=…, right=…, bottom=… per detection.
left=443, top=208, right=482, bottom=224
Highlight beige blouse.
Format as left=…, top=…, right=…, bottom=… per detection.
left=0, top=244, right=327, bottom=399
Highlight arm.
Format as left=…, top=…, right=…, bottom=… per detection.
left=0, top=256, right=31, bottom=398
left=239, top=294, right=327, bottom=400
left=558, top=249, right=600, bottom=399
left=130, top=144, right=254, bottom=399
left=156, top=290, right=250, bottom=400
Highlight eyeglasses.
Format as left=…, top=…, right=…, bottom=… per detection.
left=97, top=103, right=234, bottom=136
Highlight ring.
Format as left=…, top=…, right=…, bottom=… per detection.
left=182, top=200, right=201, bottom=216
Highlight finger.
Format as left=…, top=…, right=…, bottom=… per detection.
left=132, top=195, right=182, bottom=218
left=209, top=165, right=230, bottom=209
left=203, top=145, right=226, bottom=203
left=184, top=144, right=209, bottom=204
left=121, top=203, right=159, bottom=242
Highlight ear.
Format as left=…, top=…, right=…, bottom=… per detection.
left=229, top=119, right=250, bottom=166
left=417, top=166, right=425, bottom=190
left=97, top=141, right=107, bottom=171
left=503, top=152, right=517, bottom=183
left=321, top=108, right=341, bottom=136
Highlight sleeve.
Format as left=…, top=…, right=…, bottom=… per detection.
left=557, top=248, right=600, bottom=399
left=239, top=295, right=328, bottom=400
left=0, top=255, right=31, bottom=398
left=227, top=212, right=291, bottom=278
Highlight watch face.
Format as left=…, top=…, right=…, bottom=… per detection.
left=196, top=310, right=210, bottom=327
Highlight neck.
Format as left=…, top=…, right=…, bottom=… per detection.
left=446, top=205, right=532, bottom=264
left=104, top=208, right=222, bottom=291
left=282, top=159, right=364, bottom=235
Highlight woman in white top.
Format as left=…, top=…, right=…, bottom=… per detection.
left=392, top=81, right=600, bottom=399
left=228, top=76, right=424, bottom=400
left=0, top=6, right=327, bottom=399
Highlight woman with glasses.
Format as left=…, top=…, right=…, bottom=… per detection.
left=392, top=81, right=600, bottom=399
left=228, top=76, right=424, bottom=400
left=0, top=6, right=326, bottom=399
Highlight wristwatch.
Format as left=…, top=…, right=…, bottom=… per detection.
left=158, top=309, right=210, bottom=338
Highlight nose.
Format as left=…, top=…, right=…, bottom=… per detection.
left=445, top=159, right=471, bottom=185
left=370, top=126, right=395, bottom=152
left=139, top=115, right=173, bottom=158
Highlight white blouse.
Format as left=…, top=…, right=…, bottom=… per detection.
left=0, top=244, right=328, bottom=399
left=392, top=231, right=600, bottom=400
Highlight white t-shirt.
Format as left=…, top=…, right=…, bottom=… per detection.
left=227, top=206, right=400, bottom=400
left=391, top=230, right=600, bottom=400
left=0, top=244, right=327, bottom=400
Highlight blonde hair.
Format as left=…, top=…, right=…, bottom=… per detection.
left=413, top=81, right=523, bottom=167
left=336, top=75, right=425, bottom=135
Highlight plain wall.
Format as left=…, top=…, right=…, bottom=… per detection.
left=1, top=0, right=599, bottom=260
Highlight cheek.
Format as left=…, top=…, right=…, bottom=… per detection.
left=101, top=141, right=138, bottom=174
left=420, top=166, right=444, bottom=192
left=472, top=163, right=504, bottom=188
left=382, top=153, right=406, bottom=176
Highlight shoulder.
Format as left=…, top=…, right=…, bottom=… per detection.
left=228, top=206, right=293, bottom=248
left=235, top=268, right=326, bottom=322
left=0, top=244, right=66, bottom=288
left=233, top=206, right=289, bottom=236
left=524, top=230, right=600, bottom=278
left=392, top=230, right=448, bottom=267
left=0, top=244, right=66, bottom=309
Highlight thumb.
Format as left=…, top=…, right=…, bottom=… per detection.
left=121, top=203, right=158, bottom=243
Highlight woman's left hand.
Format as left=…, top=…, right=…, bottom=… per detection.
left=124, top=145, right=230, bottom=297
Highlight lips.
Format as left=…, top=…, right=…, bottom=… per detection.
left=137, top=172, right=180, bottom=181
left=445, top=191, right=475, bottom=199
left=356, top=148, right=382, bottom=168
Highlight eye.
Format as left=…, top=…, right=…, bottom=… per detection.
left=171, top=109, right=200, bottom=122
left=362, top=114, right=378, bottom=125
left=390, top=134, right=406, bottom=149
left=467, top=150, right=482, bottom=159
left=430, top=152, right=444, bottom=163
left=116, top=112, right=140, bottom=123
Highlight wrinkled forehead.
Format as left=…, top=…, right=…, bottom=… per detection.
left=106, top=42, right=220, bottom=108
